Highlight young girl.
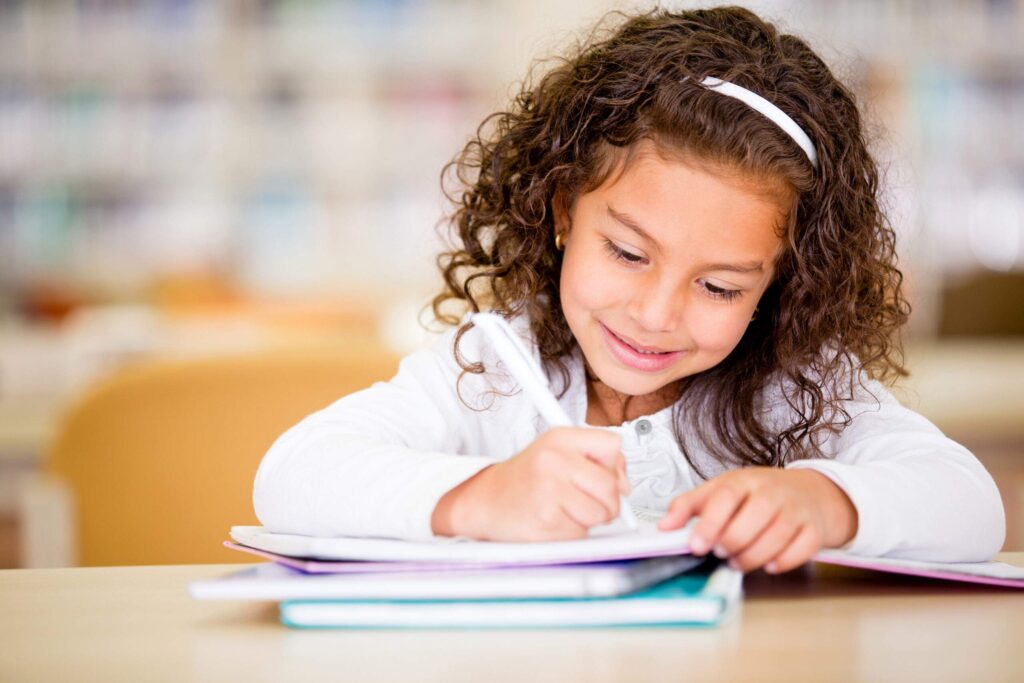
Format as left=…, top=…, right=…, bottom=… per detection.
left=253, top=6, right=1005, bottom=573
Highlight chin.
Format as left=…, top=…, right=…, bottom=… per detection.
left=591, top=362, right=680, bottom=396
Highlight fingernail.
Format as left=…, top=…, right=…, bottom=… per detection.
left=728, top=559, right=741, bottom=571
left=713, top=544, right=727, bottom=559
left=765, top=562, right=778, bottom=574
left=689, top=535, right=707, bottom=554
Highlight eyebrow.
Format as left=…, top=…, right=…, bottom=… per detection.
left=607, top=205, right=657, bottom=244
left=606, top=205, right=765, bottom=274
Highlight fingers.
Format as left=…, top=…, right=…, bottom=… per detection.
left=614, top=458, right=630, bottom=495
left=713, top=495, right=779, bottom=558
left=529, top=501, right=588, bottom=541
left=688, top=494, right=817, bottom=573
left=567, top=457, right=621, bottom=522
left=655, top=468, right=829, bottom=574
left=657, top=481, right=717, bottom=532
left=764, top=525, right=821, bottom=574
left=490, top=428, right=634, bottom=542
left=550, top=428, right=629, bottom=493
left=559, top=484, right=617, bottom=531
left=590, top=453, right=629, bottom=496
left=688, top=485, right=746, bottom=555
left=550, top=427, right=621, bottom=465
left=729, top=516, right=800, bottom=572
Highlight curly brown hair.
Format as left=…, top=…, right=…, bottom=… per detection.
left=432, top=5, right=910, bottom=477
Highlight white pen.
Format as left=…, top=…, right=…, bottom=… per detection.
left=471, top=312, right=639, bottom=531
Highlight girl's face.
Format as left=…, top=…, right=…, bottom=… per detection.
left=556, top=142, right=790, bottom=399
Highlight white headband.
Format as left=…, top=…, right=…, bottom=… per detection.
left=700, top=76, right=819, bottom=169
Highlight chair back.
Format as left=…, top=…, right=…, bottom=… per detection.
left=46, top=342, right=400, bottom=566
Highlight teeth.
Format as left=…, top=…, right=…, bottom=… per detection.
left=608, top=326, right=670, bottom=355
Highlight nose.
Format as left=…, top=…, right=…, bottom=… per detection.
left=626, top=273, right=684, bottom=333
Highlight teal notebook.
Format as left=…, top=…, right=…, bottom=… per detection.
left=279, top=559, right=742, bottom=629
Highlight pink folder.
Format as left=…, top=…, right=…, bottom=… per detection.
left=224, top=541, right=650, bottom=574
left=811, top=551, right=1024, bottom=589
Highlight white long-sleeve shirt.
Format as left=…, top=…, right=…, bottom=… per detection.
left=253, top=314, right=1006, bottom=562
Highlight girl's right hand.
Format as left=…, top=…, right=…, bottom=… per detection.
left=430, top=427, right=630, bottom=541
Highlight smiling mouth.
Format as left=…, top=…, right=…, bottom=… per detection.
left=599, top=323, right=686, bottom=373
left=605, top=325, right=677, bottom=355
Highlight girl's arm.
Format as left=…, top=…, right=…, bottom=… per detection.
left=783, top=379, right=1006, bottom=562
left=252, top=325, right=532, bottom=541
left=658, top=375, right=1006, bottom=571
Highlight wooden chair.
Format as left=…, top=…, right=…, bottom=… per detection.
left=38, top=342, right=400, bottom=566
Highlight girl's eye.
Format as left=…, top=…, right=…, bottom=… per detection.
left=602, top=241, right=741, bottom=301
left=699, top=279, right=742, bottom=302
left=604, top=240, right=646, bottom=265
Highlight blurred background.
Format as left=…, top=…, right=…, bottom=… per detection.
left=1, top=0, right=1022, bottom=568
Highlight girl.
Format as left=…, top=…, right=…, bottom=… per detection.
left=253, top=6, right=1005, bottom=573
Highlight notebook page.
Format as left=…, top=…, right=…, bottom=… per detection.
left=230, top=518, right=694, bottom=565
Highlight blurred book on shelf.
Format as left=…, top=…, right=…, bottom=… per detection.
left=0, top=0, right=507, bottom=322
left=1, top=0, right=1022, bottom=337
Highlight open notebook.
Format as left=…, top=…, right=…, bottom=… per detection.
left=229, top=517, right=694, bottom=566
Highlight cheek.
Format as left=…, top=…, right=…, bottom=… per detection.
left=688, top=305, right=752, bottom=355
left=559, top=247, right=626, bottom=313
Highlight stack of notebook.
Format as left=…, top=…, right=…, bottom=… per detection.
left=188, top=519, right=744, bottom=629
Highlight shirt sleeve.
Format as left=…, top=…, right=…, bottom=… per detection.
left=252, top=326, right=504, bottom=542
left=784, top=379, right=1006, bottom=562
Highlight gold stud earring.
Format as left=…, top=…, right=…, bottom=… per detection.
left=751, top=306, right=759, bottom=322
left=555, top=232, right=566, bottom=250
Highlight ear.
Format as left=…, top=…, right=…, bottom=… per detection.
left=552, top=188, right=571, bottom=240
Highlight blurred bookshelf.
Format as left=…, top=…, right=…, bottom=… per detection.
left=784, top=0, right=1024, bottom=337
left=0, top=0, right=1020, bottom=328
left=0, top=0, right=514, bottom=313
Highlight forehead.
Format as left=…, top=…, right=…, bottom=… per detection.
left=593, top=138, right=795, bottom=208
left=587, top=142, right=792, bottom=256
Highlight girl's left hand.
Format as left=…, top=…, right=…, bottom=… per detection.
left=657, top=468, right=858, bottom=574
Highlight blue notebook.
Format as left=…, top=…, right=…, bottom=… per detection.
left=279, top=559, right=742, bottom=629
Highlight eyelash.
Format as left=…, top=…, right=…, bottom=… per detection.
left=604, top=240, right=646, bottom=265
left=603, top=240, right=743, bottom=302
left=699, top=280, right=742, bottom=302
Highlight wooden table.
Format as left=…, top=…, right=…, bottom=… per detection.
left=2, top=555, right=1023, bottom=682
